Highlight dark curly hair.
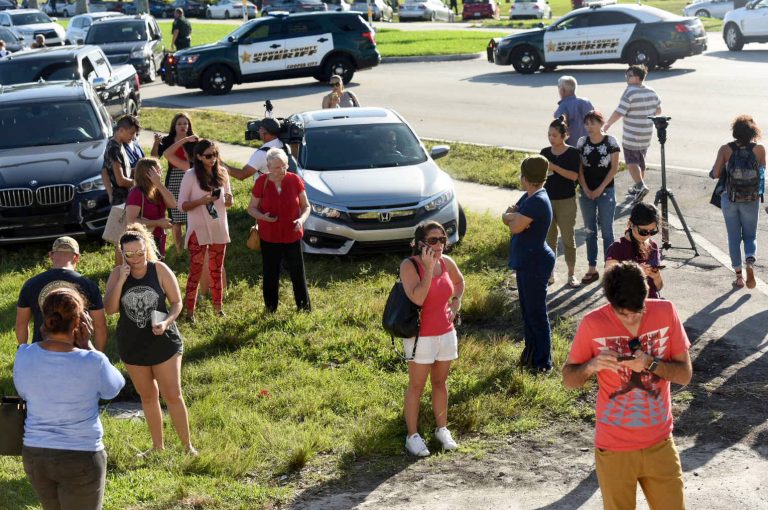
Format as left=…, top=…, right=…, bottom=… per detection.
left=603, top=261, right=648, bottom=312
left=732, top=115, right=761, bottom=146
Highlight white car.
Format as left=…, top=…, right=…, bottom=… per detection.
left=683, top=0, right=733, bottom=19
left=296, top=107, right=466, bottom=255
left=723, top=0, right=768, bottom=50
left=65, top=11, right=123, bottom=45
left=509, top=0, right=551, bottom=19
left=0, top=9, right=67, bottom=46
left=399, top=0, right=455, bottom=22
left=206, top=0, right=258, bottom=19
left=41, top=0, right=77, bottom=17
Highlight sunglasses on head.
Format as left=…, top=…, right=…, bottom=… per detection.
left=123, top=249, right=145, bottom=259
left=634, top=225, right=659, bottom=236
left=201, top=152, right=218, bottom=160
left=425, top=236, right=447, bottom=246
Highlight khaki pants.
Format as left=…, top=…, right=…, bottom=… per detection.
left=546, top=196, right=578, bottom=269
left=595, top=437, right=685, bottom=510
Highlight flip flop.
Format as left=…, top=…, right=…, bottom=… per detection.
left=581, top=272, right=600, bottom=284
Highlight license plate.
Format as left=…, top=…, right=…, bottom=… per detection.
left=473, top=12, right=480, bottom=16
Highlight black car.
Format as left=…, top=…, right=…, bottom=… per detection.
left=163, top=12, right=380, bottom=94
left=122, top=0, right=167, bottom=17
left=161, top=0, right=206, bottom=18
left=85, top=14, right=165, bottom=82
left=0, top=0, right=16, bottom=11
left=0, top=80, right=113, bottom=245
left=0, top=46, right=141, bottom=118
left=261, top=0, right=328, bottom=15
left=0, top=26, right=25, bottom=51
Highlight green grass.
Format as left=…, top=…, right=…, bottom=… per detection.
left=0, top=106, right=594, bottom=509
left=375, top=28, right=507, bottom=56
left=140, top=107, right=260, bottom=148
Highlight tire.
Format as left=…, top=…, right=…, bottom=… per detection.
left=224, top=9, right=230, bottom=18
left=143, top=58, right=157, bottom=83
left=323, top=55, right=354, bottom=84
left=724, top=23, right=744, bottom=52
left=126, top=98, right=138, bottom=117
left=695, top=9, right=710, bottom=17
left=458, top=205, right=467, bottom=240
left=510, top=46, right=540, bottom=74
left=63, top=8, right=70, bottom=16
left=201, top=65, right=234, bottom=95
left=625, top=41, right=658, bottom=69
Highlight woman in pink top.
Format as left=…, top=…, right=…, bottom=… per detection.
left=171, top=138, right=233, bottom=321
left=125, top=158, right=177, bottom=257
left=399, top=220, right=464, bottom=457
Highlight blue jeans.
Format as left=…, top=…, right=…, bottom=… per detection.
left=579, top=187, right=616, bottom=268
left=721, top=195, right=759, bottom=269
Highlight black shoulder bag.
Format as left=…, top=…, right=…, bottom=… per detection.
left=0, top=396, right=26, bottom=456
left=382, top=258, right=422, bottom=360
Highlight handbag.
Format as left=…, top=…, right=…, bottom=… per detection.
left=102, top=194, right=145, bottom=245
left=710, top=173, right=726, bottom=209
left=382, top=258, right=421, bottom=359
left=0, top=396, right=26, bottom=456
left=247, top=176, right=270, bottom=251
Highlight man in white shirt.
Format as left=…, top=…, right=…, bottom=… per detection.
left=228, top=119, right=285, bottom=181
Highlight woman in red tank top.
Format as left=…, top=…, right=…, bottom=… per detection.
left=399, top=221, right=465, bottom=457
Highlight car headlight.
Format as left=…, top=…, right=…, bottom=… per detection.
left=130, top=48, right=148, bottom=59
left=77, top=175, right=105, bottom=193
left=310, top=203, right=342, bottom=219
left=178, top=54, right=199, bottom=64
left=424, top=190, right=453, bottom=212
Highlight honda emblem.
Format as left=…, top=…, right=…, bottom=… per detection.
left=379, top=212, right=391, bottom=222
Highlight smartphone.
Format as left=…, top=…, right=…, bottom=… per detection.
left=652, top=265, right=666, bottom=270
left=617, top=355, right=636, bottom=361
left=211, top=188, right=222, bottom=199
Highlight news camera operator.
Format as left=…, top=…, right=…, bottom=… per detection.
left=228, top=118, right=287, bottom=181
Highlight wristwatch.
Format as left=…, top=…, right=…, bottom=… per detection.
left=646, top=357, right=661, bottom=373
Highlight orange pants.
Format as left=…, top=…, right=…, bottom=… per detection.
left=185, top=231, right=226, bottom=314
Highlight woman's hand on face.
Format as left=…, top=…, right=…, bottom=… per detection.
left=262, top=212, right=278, bottom=223
left=148, top=168, right=163, bottom=186
left=118, top=263, right=131, bottom=283
left=420, top=244, right=438, bottom=271
left=184, top=135, right=199, bottom=144
left=152, top=319, right=169, bottom=336
left=74, top=312, right=94, bottom=349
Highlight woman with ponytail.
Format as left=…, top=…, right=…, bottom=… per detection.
left=14, top=287, right=124, bottom=510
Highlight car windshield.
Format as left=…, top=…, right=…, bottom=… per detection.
left=300, top=123, right=428, bottom=171
left=0, top=101, right=102, bottom=149
left=86, top=22, right=147, bottom=43
left=11, top=12, right=53, bottom=24
left=0, top=60, right=79, bottom=84
left=224, top=19, right=260, bottom=41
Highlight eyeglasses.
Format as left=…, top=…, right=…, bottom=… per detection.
left=634, top=225, right=659, bottom=236
left=425, top=236, right=447, bottom=245
left=201, top=153, right=218, bottom=160
left=123, top=249, right=145, bottom=259
left=330, top=82, right=341, bottom=87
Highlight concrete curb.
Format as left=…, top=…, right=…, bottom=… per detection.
left=382, top=52, right=483, bottom=63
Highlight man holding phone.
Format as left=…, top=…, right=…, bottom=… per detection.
left=563, top=261, right=692, bottom=510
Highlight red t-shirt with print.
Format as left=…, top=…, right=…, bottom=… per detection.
left=251, top=173, right=305, bottom=244
left=568, top=299, right=690, bottom=451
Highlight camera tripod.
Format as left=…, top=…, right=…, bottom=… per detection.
left=649, top=116, right=699, bottom=256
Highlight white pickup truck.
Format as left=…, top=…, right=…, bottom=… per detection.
left=723, top=0, right=768, bottom=50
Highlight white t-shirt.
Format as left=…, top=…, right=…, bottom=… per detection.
left=246, top=138, right=284, bottom=181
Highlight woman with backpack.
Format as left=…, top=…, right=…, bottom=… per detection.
left=710, top=115, right=766, bottom=289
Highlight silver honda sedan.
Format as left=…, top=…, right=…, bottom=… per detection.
left=296, top=107, right=465, bottom=255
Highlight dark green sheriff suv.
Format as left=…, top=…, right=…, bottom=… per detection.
left=162, top=12, right=381, bottom=94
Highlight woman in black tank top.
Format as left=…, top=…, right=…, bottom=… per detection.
left=104, top=223, right=196, bottom=455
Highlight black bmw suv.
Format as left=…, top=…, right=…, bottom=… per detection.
left=0, top=81, right=113, bottom=245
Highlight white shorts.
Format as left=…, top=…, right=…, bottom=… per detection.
left=403, top=329, right=458, bottom=364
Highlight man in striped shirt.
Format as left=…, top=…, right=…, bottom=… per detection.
left=604, top=65, right=662, bottom=204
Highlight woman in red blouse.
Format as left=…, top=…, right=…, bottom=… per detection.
left=247, top=148, right=311, bottom=312
left=125, top=158, right=177, bottom=258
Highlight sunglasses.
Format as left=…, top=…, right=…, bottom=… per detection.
left=425, top=236, right=447, bottom=245
left=201, top=153, right=218, bottom=160
left=330, top=82, right=341, bottom=87
left=634, top=225, right=659, bottom=236
left=123, top=249, right=145, bottom=259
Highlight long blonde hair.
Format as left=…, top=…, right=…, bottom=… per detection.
left=119, top=222, right=159, bottom=262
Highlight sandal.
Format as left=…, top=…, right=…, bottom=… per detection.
left=581, top=272, right=600, bottom=284
left=746, top=260, right=756, bottom=289
left=733, top=272, right=745, bottom=289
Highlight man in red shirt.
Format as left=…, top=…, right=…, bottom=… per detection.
left=563, top=261, right=692, bottom=510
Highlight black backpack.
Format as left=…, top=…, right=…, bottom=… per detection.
left=725, top=142, right=760, bottom=203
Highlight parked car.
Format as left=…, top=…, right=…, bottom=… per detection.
left=122, top=0, right=168, bottom=16
left=322, top=0, right=350, bottom=11
left=89, top=0, right=129, bottom=13
left=0, top=25, right=26, bottom=51
left=0, top=46, right=141, bottom=117
left=261, top=0, right=328, bottom=15
left=0, top=0, right=16, bottom=12
left=295, top=107, right=465, bottom=255
left=206, top=0, right=258, bottom=18
left=0, top=80, right=113, bottom=245
left=161, top=0, right=206, bottom=17
left=0, top=9, right=67, bottom=45
left=85, top=14, right=165, bottom=82
left=723, top=0, right=768, bottom=50
left=41, top=0, right=77, bottom=16
left=65, top=11, right=123, bottom=44
left=683, top=0, right=733, bottom=18
left=488, top=4, right=707, bottom=73
left=462, top=0, right=499, bottom=19
left=350, top=0, right=393, bottom=20
left=163, top=12, right=380, bottom=94
left=509, top=0, right=551, bottom=19
left=399, top=0, right=454, bottom=21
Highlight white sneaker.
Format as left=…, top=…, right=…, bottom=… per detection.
left=567, top=274, right=580, bottom=288
left=405, top=433, right=430, bottom=457
left=434, top=427, right=458, bottom=451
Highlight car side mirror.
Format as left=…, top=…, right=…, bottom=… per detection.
left=91, top=76, right=108, bottom=89
left=17, top=35, right=24, bottom=41
left=430, top=145, right=450, bottom=160
left=228, top=35, right=236, bottom=42
left=537, top=21, right=544, bottom=28
left=76, top=38, right=84, bottom=44
left=153, top=33, right=162, bottom=40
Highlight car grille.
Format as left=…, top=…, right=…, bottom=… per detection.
left=0, top=188, right=34, bottom=208
left=36, top=185, right=75, bottom=206
left=35, top=30, right=59, bottom=39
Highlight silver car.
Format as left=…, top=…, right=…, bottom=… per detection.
left=350, top=0, right=393, bottom=21
left=399, top=0, right=455, bottom=21
left=296, top=107, right=465, bottom=255
left=683, top=0, right=733, bottom=19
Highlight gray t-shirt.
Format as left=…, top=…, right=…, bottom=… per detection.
left=615, top=84, right=661, bottom=151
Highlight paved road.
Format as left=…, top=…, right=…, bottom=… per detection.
left=141, top=36, right=767, bottom=172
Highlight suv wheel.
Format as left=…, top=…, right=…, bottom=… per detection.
left=458, top=205, right=467, bottom=240
left=143, top=59, right=157, bottom=83
left=324, top=55, right=354, bottom=84
left=724, top=23, right=744, bottom=52
left=201, top=65, right=234, bottom=95
left=511, top=46, right=540, bottom=74
left=626, top=41, right=658, bottom=69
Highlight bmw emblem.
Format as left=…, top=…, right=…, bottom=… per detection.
left=29, top=180, right=38, bottom=187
